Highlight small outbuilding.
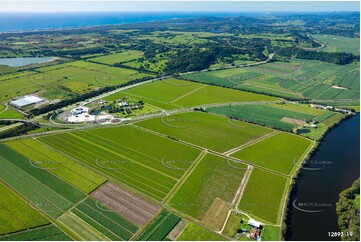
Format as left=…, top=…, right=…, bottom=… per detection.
left=248, top=219, right=261, bottom=228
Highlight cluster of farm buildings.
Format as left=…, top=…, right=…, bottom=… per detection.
left=310, top=103, right=353, bottom=114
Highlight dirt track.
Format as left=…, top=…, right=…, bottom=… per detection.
left=91, top=182, right=159, bottom=226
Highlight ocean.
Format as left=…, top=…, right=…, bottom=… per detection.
left=0, top=12, right=243, bottom=33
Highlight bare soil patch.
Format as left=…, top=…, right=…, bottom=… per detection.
left=91, top=182, right=160, bottom=226
left=281, top=117, right=306, bottom=125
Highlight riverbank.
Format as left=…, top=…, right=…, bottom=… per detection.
left=284, top=113, right=360, bottom=240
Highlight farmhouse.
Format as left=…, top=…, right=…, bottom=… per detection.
left=247, top=219, right=262, bottom=241
left=10, top=95, right=44, bottom=108
left=248, top=228, right=261, bottom=241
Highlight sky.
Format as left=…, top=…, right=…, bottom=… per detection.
left=0, top=1, right=359, bottom=12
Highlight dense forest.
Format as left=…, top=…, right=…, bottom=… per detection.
left=336, top=179, right=360, bottom=241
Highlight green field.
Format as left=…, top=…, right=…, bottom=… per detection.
left=0, top=181, right=49, bottom=235
left=137, top=210, right=180, bottom=241
left=90, top=50, right=144, bottom=64
left=5, top=138, right=107, bottom=193
left=0, top=60, right=151, bottom=102
left=184, top=59, right=360, bottom=104
left=0, top=110, right=25, bottom=119
left=38, top=126, right=201, bottom=201
left=231, top=132, right=312, bottom=175
left=57, top=212, right=109, bottom=241
left=0, top=225, right=71, bottom=241
left=238, top=169, right=288, bottom=224
left=176, top=221, right=225, bottom=241
left=184, top=68, right=302, bottom=100
left=173, top=84, right=280, bottom=107
left=124, top=78, right=204, bottom=108
left=110, top=78, right=279, bottom=110
left=206, top=104, right=316, bottom=132
left=169, top=153, right=246, bottom=220
left=137, top=111, right=273, bottom=153
left=313, top=34, right=360, bottom=55
left=267, top=103, right=326, bottom=115
left=0, top=144, right=85, bottom=218
left=70, top=197, right=139, bottom=240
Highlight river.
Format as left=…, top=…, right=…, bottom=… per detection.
left=285, top=114, right=360, bottom=241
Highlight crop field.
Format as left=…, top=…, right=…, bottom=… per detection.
left=68, top=197, right=139, bottom=240
left=57, top=212, right=109, bottom=241
left=5, top=138, right=107, bottom=193
left=176, top=221, right=225, bottom=241
left=267, top=103, right=326, bottom=115
left=136, top=210, right=181, bottom=241
left=125, top=78, right=204, bottom=105
left=173, top=84, right=279, bottom=107
left=0, top=225, right=71, bottom=241
left=313, top=34, right=360, bottom=55
left=89, top=50, right=144, bottom=64
left=206, top=104, right=316, bottom=132
left=117, top=78, right=279, bottom=109
left=250, top=63, right=301, bottom=77
left=0, top=144, right=85, bottom=218
left=169, top=153, right=247, bottom=220
left=184, top=70, right=303, bottom=100
left=231, top=132, right=312, bottom=175
left=137, top=111, right=273, bottom=153
left=314, top=111, right=336, bottom=122
left=0, top=181, right=49, bottom=235
left=238, top=168, right=289, bottom=224
left=184, top=59, right=360, bottom=103
left=91, top=182, right=160, bottom=226
left=38, top=126, right=201, bottom=201
left=183, top=68, right=264, bottom=87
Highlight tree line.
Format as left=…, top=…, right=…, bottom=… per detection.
left=336, top=178, right=360, bottom=241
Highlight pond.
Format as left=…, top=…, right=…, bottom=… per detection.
left=0, top=57, right=56, bottom=67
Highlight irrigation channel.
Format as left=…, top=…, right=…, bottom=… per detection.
left=285, top=114, right=360, bottom=241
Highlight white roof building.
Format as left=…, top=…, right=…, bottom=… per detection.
left=248, top=219, right=261, bottom=228
left=10, top=95, right=44, bottom=108
left=70, top=106, right=89, bottom=115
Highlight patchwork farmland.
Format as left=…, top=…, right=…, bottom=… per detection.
left=0, top=73, right=352, bottom=241
left=38, top=126, right=202, bottom=201
left=0, top=11, right=358, bottom=242
left=0, top=77, right=350, bottom=240
left=184, top=59, right=360, bottom=103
